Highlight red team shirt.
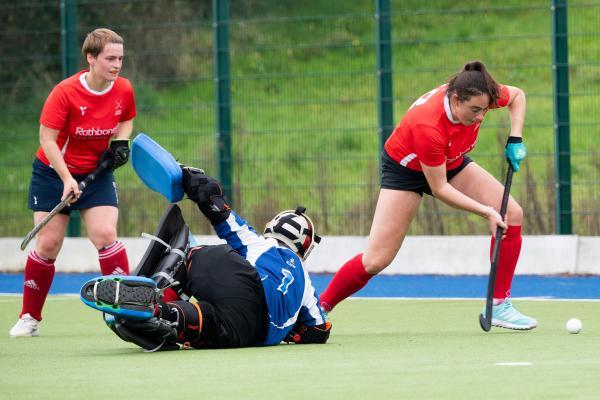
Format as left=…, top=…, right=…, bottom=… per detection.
left=36, top=70, right=136, bottom=174
left=384, top=84, right=510, bottom=171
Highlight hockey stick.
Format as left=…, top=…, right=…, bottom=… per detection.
left=20, top=159, right=112, bottom=251
left=479, top=163, right=514, bottom=332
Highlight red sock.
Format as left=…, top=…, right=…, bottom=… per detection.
left=320, top=253, right=374, bottom=311
left=21, top=250, right=55, bottom=321
left=491, top=225, right=522, bottom=299
left=98, top=241, right=129, bottom=275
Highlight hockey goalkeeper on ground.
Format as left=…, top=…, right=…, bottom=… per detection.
left=81, top=166, right=331, bottom=351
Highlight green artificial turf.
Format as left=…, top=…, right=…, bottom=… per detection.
left=1, top=296, right=599, bottom=399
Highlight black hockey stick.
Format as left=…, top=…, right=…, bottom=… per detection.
left=479, top=163, right=514, bottom=332
left=20, top=158, right=112, bottom=251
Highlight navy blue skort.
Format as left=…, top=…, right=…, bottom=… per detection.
left=28, top=158, right=118, bottom=214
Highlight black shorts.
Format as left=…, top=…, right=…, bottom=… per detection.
left=28, top=158, right=118, bottom=214
left=381, top=150, right=473, bottom=196
left=185, top=244, right=268, bottom=347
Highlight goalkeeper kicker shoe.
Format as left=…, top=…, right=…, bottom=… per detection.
left=80, top=276, right=159, bottom=321
left=9, top=313, right=40, bottom=337
left=484, top=299, right=538, bottom=330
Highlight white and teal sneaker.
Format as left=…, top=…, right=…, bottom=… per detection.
left=484, top=299, right=538, bottom=330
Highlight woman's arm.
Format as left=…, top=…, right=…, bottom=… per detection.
left=505, top=85, right=526, bottom=139
left=421, top=162, right=506, bottom=233
left=503, top=86, right=527, bottom=171
left=114, top=118, right=133, bottom=140
left=39, top=124, right=80, bottom=201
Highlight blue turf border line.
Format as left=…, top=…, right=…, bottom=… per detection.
left=1, top=273, right=600, bottom=299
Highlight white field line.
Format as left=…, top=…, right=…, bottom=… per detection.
left=0, top=294, right=79, bottom=300
left=495, top=362, right=532, bottom=366
left=351, top=297, right=600, bottom=302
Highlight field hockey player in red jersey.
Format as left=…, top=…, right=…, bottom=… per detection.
left=320, top=61, right=537, bottom=331
left=10, top=28, right=136, bottom=337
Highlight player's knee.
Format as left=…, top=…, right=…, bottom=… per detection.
left=35, top=233, right=63, bottom=258
left=89, top=226, right=117, bottom=248
left=362, top=253, right=392, bottom=274
left=506, top=203, right=523, bottom=225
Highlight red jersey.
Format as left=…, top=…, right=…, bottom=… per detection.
left=384, top=84, right=509, bottom=171
left=36, top=70, right=136, bottom=174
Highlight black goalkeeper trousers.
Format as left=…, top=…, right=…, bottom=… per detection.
left=184, top=244, right=269, bottom=348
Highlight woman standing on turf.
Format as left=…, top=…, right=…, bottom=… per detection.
left=10, top=28, right=136, bottom=337
left=320, top=61, right=537, bottom=330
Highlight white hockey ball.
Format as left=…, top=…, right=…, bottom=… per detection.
left=566, top=318, right=582, bottom=334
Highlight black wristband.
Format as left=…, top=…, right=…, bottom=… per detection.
left=110, top=139, right=130, bottom=151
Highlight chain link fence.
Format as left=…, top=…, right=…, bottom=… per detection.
left=1, top=0, right=598, bottom=237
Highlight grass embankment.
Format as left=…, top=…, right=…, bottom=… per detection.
left=2, top=0, right=598, bottom=236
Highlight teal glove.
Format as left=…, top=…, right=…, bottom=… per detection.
left=505, top=137, right=526, bottom=172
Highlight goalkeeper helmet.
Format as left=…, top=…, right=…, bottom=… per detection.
left=264, top=206, right=321, bottom=260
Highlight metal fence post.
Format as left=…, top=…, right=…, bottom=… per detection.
left=61, top=0, right=81, bottom=237
left=551, top=0, right=572, bottom=234
left=375, top=0, right=394, bottom=153
left=213, top=0, right=233, bottom=204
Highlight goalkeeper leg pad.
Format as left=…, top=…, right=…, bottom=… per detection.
left=80, top=276, right=159, bottom=320
left=113, top=317, right=179, bottom=352
left=103, top=309, right=179, bottom=352
left=134, top=204, right=190, bottom=297
left=103, top=313, right=131, bottom=343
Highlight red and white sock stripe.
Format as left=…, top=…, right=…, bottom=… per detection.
left=98, top=240, right=129, bottom=276
left=28, top=250, right=55, bottom=267
left=98, top=241, right=125, bottom=260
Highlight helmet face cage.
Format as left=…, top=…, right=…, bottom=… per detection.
left=263, top=208, right=320, bottom=260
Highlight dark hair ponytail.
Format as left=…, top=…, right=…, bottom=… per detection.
left=447, top=61, right=499, bottom=106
